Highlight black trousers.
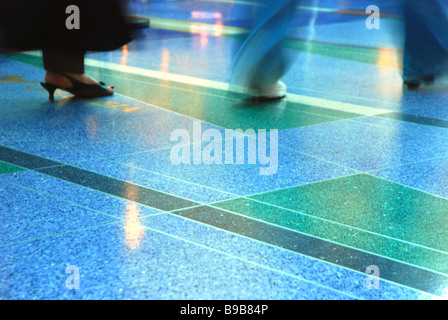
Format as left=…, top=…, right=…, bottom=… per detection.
left=42, top=50, right=85, bottom=73
left=0, top=1, right=131, bottom=52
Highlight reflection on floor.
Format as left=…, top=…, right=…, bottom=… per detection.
left=1, top=0, right=448, bottom=300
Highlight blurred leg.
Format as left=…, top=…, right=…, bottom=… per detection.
left=231, top=0, right=299, bottom=96
left=403, top=0, right=448, bottom=83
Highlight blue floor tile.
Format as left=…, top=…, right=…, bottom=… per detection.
left=109, top=140, right=356, bottom=196
left=0, top=180, right=118, bottom=246
left=278, top=119, right=448, bottom=171
left=372, top=156, right=448, bottom=199
left=0, top=59, right=227, bottom=161
left=0, top=171, right=160, bottom=219
left=73, top=158, right=238, bottom=203
left=140, top=213, right=434, bottom=300
left=1, top=0, right=447, bottom=300
left=0, top=222, right=355, bottom=300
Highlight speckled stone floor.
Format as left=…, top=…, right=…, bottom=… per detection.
left=1, top=0, right=448, bottom=300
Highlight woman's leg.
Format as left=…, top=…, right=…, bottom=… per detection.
left=42, top=49, right=114, bottom=93
left=43, top=50, right=85, bottom=74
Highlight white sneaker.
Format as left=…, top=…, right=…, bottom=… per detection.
left=256, top=81, right=287, bottom=100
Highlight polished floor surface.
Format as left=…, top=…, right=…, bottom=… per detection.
left=1, top=0, right=448, bottom=300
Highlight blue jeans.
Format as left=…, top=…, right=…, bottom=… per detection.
left=403, top=0, right=448, bottom=81
left=230, top=0, right=300, bottom=90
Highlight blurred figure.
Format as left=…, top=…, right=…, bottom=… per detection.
left=402, top=0, right=448, bottom=89
left=0, top=0, right=132, bottom=100
left=230, top=0, right=299, bottom=100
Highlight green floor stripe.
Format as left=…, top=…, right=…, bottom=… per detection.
left=93, top=69, right=363, bottom=130
left=285, top=39, right=401, bottom=68
left=212, top=174, right=448, bottom=275
left=0, top=161, right=26, bottom=175
left=227, top=34, right=402, bottom=69
left=138, top=13, right=402, bottom=69
left=7, top=52, right=363, bottom=130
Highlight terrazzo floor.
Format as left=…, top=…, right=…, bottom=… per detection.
left=1, top=0, right=448, bottom=301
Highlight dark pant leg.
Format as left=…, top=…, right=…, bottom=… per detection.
left=403, top=0, right=448, bottom=81
left=42, top=50, right=85, bottom=73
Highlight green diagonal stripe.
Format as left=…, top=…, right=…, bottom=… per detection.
left=5, top=52, right=364, bottom=131
left=0, top=161, right=26, bottom=175
left=212, top=174, right=448, bottom=275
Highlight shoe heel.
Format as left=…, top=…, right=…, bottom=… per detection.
left=40, top=82, right=57, bottom=101
left=404, top=81, right=420, bottom=90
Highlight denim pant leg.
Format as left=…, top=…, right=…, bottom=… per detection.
left=231, top=0, right=300, bottom=89
left=403, top=0, right=448, bottom=81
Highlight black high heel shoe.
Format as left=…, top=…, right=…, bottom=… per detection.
left=40, top=73, right=114, bottom=101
